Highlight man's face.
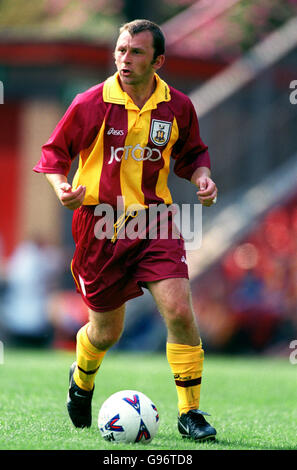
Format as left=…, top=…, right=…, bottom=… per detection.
left=114, top=30, right=161, bottom=86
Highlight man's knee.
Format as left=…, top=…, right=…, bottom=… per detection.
left=149, top=279, right=194, bottom=324
left=87, top=305, right=125, bottom=350
left=165, top=300, right=195, bottom=329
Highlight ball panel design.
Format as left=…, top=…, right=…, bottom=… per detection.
left=98, top=390, right=159, bottom=444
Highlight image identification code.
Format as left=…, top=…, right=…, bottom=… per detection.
left=102, top=453, right=193, bottom=467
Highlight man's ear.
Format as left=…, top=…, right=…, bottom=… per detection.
left=152, top=54, right=165, bottom=71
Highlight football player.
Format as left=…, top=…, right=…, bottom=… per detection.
left=34, top=19, right=218, bottom=442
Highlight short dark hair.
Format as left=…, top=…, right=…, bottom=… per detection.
left=119, top=19, right=165, bottom=60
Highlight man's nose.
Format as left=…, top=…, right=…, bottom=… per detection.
left=123, top=51, right=131, bottom=63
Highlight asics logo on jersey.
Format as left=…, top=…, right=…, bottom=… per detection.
left=108, top=144, right=162, bottom=164
left=107, top=127, right=124, bottom=136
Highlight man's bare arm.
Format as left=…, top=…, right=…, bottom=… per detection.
left=45, top=173, right=86, bottom=210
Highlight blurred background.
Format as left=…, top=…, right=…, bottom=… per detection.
left=0, top=0, right=296, bottom=355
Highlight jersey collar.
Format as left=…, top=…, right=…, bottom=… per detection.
left=103, top=72, right=171, bottom=110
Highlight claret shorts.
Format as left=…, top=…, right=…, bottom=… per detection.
left=71, top=205, right=189, bottom=312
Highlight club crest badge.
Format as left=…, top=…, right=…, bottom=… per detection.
left=150, top=119, right=172, bottom=147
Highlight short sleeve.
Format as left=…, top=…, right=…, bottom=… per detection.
left=33, top=85, right=104, bottom=176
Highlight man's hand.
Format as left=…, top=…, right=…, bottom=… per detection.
left=58, top=183, right=86, bottom=210
left=45, top=174, right=86, bottom=210
left=191, top=167, right=218, bottom=207
left=196, top=175, right=217, bottom=207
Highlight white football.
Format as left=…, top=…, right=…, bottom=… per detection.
left=98, top=390, right=160, bottom=444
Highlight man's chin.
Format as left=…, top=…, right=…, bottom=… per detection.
left=120, top=75, right=136, bottom=84
left=119, top=77, right=139, bottom=88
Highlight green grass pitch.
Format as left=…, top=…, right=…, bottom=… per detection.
left=0, top=348, right=296, bottom=450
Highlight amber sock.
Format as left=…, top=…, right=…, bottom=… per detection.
left=166, top=342, right=204, bottom=415
left=73, top=323, right=106, bottom=391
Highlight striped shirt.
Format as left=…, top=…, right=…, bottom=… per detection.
left=34, top=72, right=210, bottom=209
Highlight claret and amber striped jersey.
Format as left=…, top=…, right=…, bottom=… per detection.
left=34, top=72, right=210, bottom=209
